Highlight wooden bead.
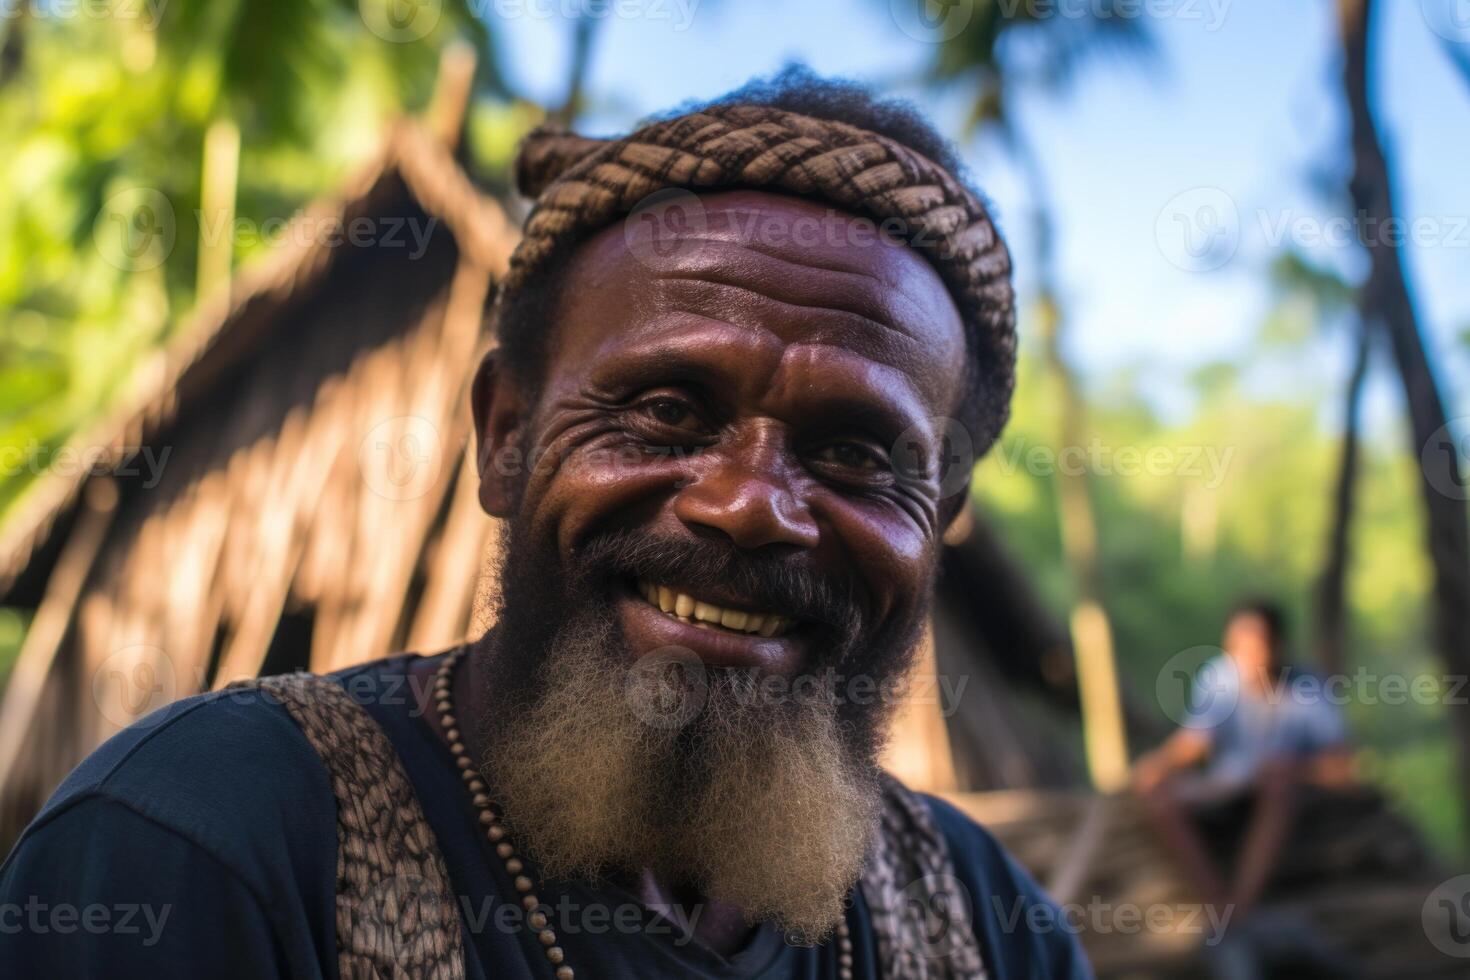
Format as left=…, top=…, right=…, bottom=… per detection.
left=435, top=653, right=579, bottom=980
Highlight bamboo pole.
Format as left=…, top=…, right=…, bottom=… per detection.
left=197, top=118, right=240, bottom=302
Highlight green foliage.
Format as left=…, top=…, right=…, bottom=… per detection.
left=900, top=0, right=1155, bottom=136
left=0, top=1, right=498, bottom=520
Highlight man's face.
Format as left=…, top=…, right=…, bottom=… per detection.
left=477, top=190, right=968, bottom=679
left=1223, top=611, right=1275, bottom=687
left=469, top=191, right=972, bottom=938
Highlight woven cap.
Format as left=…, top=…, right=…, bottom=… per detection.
left=502, top=103, right=1016, bottom=451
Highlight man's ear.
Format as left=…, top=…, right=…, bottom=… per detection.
left=470, top=350, right=527, bottom=518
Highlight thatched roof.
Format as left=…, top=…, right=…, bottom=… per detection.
left=0, top=120, right=516, bottom=605
left=0, top=82, right=526, bottom=844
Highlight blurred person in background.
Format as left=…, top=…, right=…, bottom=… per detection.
left=1132, top=599, right=1359, bottom=978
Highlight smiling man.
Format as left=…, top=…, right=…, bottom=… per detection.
left=0, top=70, right=1089, bottom=979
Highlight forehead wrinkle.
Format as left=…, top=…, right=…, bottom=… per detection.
left=658, top=271, right=917, bottom=340
left=649, top=243, right=943, bottom=342
left=643, top=292, right=949, bottom=398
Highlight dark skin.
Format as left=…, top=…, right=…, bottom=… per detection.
left=410, top=190, right=970, bottom=955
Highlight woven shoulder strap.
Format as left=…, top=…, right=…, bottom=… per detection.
left=236, top=672, right=464, bottom=980
left=859, top=774, right=988, bottom=979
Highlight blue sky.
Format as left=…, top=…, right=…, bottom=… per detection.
left=489, top=0, right=1470, bottom=430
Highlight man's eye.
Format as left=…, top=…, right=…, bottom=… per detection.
left=812, top=442, right=883, bottom=471
left=640, top=398, right=703, bottom=432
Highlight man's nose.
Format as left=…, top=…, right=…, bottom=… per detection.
left=673, top=454, right=820, bottom=552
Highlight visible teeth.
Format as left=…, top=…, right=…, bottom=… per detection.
left=635, top=580, right=792, bottom=637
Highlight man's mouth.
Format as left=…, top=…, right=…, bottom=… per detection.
left=633, top=578, right=797, bottom=638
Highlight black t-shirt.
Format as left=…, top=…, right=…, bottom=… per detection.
left=0, top=653, right=1091, bottom=978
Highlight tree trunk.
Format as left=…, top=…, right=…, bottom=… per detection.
left=1013, top=127, right=1130, bottom=793
left=1314, top=320, right=1371, bottom=676
left=1338, top=0, right=1470, bottom=839
left=554, top=9, right=599, bottom=127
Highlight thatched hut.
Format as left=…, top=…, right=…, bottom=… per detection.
left=0, top=100, right=517, bottom=842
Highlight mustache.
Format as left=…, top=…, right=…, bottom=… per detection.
left=570, top=528, right=868, bottom=636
